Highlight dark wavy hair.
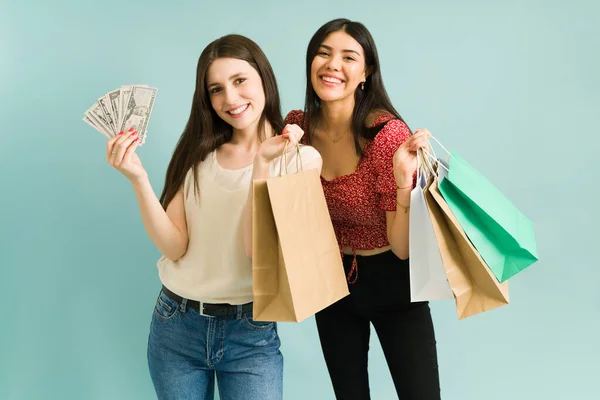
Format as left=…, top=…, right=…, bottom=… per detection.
left=303, top=18, right=410, bottom=156
left=159, top=34, right=284, bottom=208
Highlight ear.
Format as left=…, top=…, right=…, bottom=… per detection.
left=363, top=66, right=374, bottom=80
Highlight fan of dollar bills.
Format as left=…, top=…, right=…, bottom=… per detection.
left=83, top=85, right=157, bottom=145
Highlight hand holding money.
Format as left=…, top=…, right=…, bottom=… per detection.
left=83, top=84, right=157, bottom=145
left=106, top=128, right=148, bottom=183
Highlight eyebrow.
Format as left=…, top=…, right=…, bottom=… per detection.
left=207, top=72, right=245, bottom=88
left=319, top=44, right=361, bottom=56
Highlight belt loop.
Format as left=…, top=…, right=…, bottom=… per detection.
left=180, top=298, right=188, bottom=313
left=236, top=305, right=243, bottom=320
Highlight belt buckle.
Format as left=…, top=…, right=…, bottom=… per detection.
left=199, top=302, right=215, bottom=318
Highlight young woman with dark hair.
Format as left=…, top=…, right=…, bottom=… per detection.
left=286, top=19, right=441, bottom=400
left=107, top=34, right=322, bottom=400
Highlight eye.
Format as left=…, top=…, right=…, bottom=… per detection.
left=209, top=87, right=221, bottom=94
left=317, top=51, right=330, bottom=57
left=343, top=56, right=356, bottom=62
left=234, top=77, right=246, bottom=85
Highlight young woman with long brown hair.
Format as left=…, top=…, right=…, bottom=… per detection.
left=106, top=34, right=321, bottom=400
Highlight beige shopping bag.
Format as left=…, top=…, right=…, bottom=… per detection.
left=252, top=145, right=349, bottom=322
left=424, top=169, right=509, bottom=319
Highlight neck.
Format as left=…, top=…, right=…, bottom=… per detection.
left=319, top=96, right=355, bottom=135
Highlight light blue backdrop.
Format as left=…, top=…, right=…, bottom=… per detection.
left=1, top=0, right=598, bottom=399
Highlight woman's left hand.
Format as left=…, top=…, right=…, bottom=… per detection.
left=255, top=124, right=304, bottom=164
left=392, top=128, right=432, bottom=187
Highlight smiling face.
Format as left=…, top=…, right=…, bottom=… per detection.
left=310, top=30, right=368, bottom=104
left=206, top=57, right=266, bottom=134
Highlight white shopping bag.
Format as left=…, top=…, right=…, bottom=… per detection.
left=409, top=151, right=454, bottom=302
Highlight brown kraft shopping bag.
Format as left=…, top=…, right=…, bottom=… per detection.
left=424, top=173, right=509, bottom=319
left=252, top=148, right=349, bottom=322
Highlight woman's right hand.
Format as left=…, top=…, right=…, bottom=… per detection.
left=106, top=128, right=147, bottom=184
left=255, top=124, right=305, bottom=164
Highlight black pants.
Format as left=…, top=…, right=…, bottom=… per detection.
left=315, top=251, right=440, bottom=400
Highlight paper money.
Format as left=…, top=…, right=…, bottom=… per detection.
left=119, top=84, right=148, bottom=129
left=82, top=115, right=111, bottom=139
left=84, top=102, right=113, bottom=137
left=83, top=84, right=156, bottom=145
left=97, top=95, right=117, bottom=135
left=105, top=88, right=121, bottom=132
left=119, top=86, right=157, bottom=144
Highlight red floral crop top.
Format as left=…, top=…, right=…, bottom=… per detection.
left=285, top=110, right=412, bottom=279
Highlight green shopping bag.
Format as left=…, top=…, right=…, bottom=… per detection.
left=427, top=138, right=538, bottom=283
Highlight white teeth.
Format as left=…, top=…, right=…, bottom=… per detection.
left=322, top=76, right=342, bottom=84
left=229, top=104, right=249, bottom=115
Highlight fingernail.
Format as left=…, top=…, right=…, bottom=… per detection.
left=128, top=127, right=135, bottom=132
left=134, top=137, right=139, bottom=142
left=132, top=131, right=138, bottom=136
left=118, top=131, right=124, bottom=135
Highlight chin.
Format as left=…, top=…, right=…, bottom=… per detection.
left=230, top=116, right=259, bottom=132
left=316, top=92, right=345, bottom=103
left=314, top=87, right=348, bottom=103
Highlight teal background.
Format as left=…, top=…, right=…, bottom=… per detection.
left=1, top=0, right=598, bottom=399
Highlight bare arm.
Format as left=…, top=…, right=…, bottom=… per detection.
left=107, top=129, right=188, bottom=261
left=386, top=186, right=412, bottom=260
left=386, top=128, right=432, bottom=260
left=131, top=178, right=188, bottom=261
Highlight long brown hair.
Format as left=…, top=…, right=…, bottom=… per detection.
left=159, top=34, right=284, bottom=208
left=303, top=18, right=410, bottom=157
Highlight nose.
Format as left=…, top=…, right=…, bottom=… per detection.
left=223, top=87, right=239, bottom=106
left=325, top=55, right=341, bottom=71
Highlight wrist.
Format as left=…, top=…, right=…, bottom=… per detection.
left=394, top=176, right=413, bottom=190
left=130, top=173, right=150, bottom=190
left=393, top=167, right=413, bottom=186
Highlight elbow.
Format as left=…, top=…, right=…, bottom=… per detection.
left=165, top=250, right=185, bottom=262
left=388, top=235, right=409, bottom=261
left=391, top=246, right=409, bottom=261
left=164, top=241, right=188, bottom=262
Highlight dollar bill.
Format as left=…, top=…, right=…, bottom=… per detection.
left=85, top=103, right=113, bottom=136
left=119, top=84, right=149, bottom=130
left=82, top=115, right=111, bottom=139
left=97, top=95, right=117, bottom=135
left=105, top=88, right=121, bottom=131
left=83, top=84, right=156, bottom=145
left=119, top=85, right=157, bottom=143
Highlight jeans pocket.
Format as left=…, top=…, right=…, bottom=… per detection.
left=153, top=291, right=180, bottom=321
left=242, top=313, right=275, bottom=330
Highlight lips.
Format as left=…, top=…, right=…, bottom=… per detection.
left=320, top=75, right=344, bottom=84
left=227, top=104, right=249, bottom=115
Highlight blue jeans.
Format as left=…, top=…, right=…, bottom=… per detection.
left=147, top=289, right=283, bottom=400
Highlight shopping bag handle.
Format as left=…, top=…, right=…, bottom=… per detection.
left=278, top=140, right=303, bottom=177
left=419, top=148, right=437, bottom=177
left=416, top=147, right=430, bottom=183
left=420, top=135, right=450, bottom=176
